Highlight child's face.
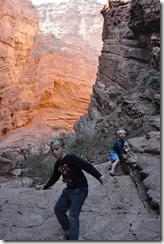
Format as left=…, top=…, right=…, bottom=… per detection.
left=118, top=132, right=126, bottom=139
left=51, top=142, right=64, bottom=161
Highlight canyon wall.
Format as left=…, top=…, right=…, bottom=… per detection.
left=75, top=0, right=160, bottom=140
left=0, top=0, right=105, bottom=150
left=73, top=0, right=160, bottom=217
left=0, top=0, right=38, bottom=138
left=31, top=0, right=105, bottom=130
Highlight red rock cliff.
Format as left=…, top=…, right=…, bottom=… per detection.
left=30, top=0, right=104, bottom=131
left=0, top=0, right=38, bottom=138
left=0, top=0, right=105, bottom=148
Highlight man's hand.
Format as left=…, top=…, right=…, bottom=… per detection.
left=35, top=184, right=44, bottom=190
left=99, top=175, right=107, bottom=184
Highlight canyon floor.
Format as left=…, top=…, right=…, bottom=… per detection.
left=0, top=162, right=160, bottom=241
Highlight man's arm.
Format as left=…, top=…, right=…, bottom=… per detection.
left=36, top=165, right=61, bottom=190
left=71, top=155, right=107, bottom=184
left=43, top=166, right=61, bottom=189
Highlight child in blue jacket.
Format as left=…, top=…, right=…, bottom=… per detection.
left=109, top=129, right=128, bottom=176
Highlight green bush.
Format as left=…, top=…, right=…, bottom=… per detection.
left=62, top=132, right=110, bottom=163
left=17, top=144, right=54, bottom=187
left=22, top=153, right=54, bottom=187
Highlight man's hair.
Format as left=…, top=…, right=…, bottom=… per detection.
left=50, top=138, right=65, bottom=148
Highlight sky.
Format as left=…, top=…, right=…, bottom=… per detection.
left=31, top=0, right=107, bottom=5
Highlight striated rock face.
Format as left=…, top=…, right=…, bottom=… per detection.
left=126, top=131, right=160, bottom=208
left=0, top=0, right=38, bottom=138
left=0, top=0, right=105, bottom=151
left=75, top=0, right=160, bottom=138
left=31, top=0, right=104, bottom=130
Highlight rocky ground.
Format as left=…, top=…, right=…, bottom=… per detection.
left=0, top=157, right=160, bottom=241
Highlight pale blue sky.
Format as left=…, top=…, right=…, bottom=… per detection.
left=31, top=0, right=107, bottom=5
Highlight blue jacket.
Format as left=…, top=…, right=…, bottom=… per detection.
left=109, top=138, right=125, bottom=156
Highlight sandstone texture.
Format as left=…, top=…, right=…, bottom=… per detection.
left=0, top=0, right=38, bottom=138
left=0, top=0, right=104, bottom=149
left=30, top=0, right=104, bottom=131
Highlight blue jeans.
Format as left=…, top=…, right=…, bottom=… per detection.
left=54, top=187, right=88, bottom=240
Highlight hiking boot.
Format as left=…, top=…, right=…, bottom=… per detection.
left=59, top=232, right=69, bottom=240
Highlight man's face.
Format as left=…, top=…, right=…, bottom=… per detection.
left=51, top=142, right=64, bottom=160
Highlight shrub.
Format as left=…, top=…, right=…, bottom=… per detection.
left=21, top=153, right=54, bottom=187
left=17, top=144, right=54, bottom=187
